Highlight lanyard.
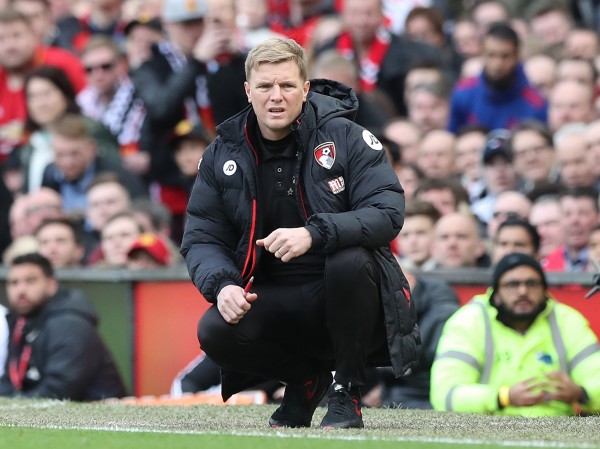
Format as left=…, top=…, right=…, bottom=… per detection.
left=8, top=317, right=32, bottom=391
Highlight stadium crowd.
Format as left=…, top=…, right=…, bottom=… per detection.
left=1, top=0, right=600, bottom=417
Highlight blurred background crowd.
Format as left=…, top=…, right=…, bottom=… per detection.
left=3, top=0, right=600, bottom=275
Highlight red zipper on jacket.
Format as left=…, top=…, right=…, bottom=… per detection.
left=241, top=124, right=258, bottom=281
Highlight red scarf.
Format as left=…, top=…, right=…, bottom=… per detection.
left=9, top=317, right=31, bottom=391
left=336, top=27, right=391, bottom=92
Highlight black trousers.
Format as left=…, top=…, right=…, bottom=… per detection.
left=198, top=247, right=386, bottom=388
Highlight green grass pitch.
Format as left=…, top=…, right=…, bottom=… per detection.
left=1, top=399, right=599, bottom=449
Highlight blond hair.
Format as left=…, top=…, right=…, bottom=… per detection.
left=245, top=38, right=308, bottom=81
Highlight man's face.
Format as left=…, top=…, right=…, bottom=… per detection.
left=492, top=226, right=536, bottom=264
left=560, top=196, right=599, bottom=252
left=174, top=140, right=206, bottom=177
left=6, top=263, right=58, bottom=316
left=548, top=82, right=594, bottom=132
left=52, top=134, right=96, bottom=181
left=493, top=265, right=546, bottom=321
left=86, top=182, right=130, bottom=231
left=555, top=134, right=595, bottom=188
left=383, top=121, right=421, bottom=164
left=482, top=36, right=519, bottom=84
left=511, top=129, right=554, bottom=183
left=407, top=90, right=449, bottom=134
left=101, top=217, right=142, bottom=267
left=416, top=189, right=456, bottom=216
left=433, top=214, right=483, bottom=268
left=164, top=19, right=204, bottom=55
left=417, top=131, right=455, bottom=179
left=398, top=215, right=435, bottom=266
left=0, top=20, right=37, bottom=70
left=245, top=60, right=309, bottom=141
left=12, top=0, right=53, bottom=43
left=529, top=201, right=564, bottom=257
left=82, top=46, right=120, bottom=95
left=342, top=0, right=383, bottom=46
left=454, top=131, right=485, bottom=183
left=585, top=121, right=600, bottom=177
left=482, top=156, right=517, bottom=194
left=36, top=223, right=83, bottom=268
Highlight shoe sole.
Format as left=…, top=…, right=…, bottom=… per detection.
left=321, top=418, right=365, bottom=429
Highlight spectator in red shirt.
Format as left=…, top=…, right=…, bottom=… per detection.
left=0, top=8, right=86, bottom=162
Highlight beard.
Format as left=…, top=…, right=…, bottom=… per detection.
left=483, top=70, right=516, bottom=91
left=495, top=296, right=548, bottom=329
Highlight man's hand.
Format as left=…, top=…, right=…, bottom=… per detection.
left=507, top=377, right=547, bottom=407
left=192, top=23, right=233, bottom=63
left=256, top=227, right=312, bottom=262
left=542, top=371, right=585, bottom=404
left=216, top=285, right=257, bottom=324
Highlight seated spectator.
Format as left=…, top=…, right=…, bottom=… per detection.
left=406, top=81, right=451, bottom=134
left=528, top=5, right=573, bottom=54
left=554, top=124, right=597, bottom=189
left=310, top=50, right=393, bottom=133
left=2, top=236, right=39, bottom=266
left=77, top=36, right=149, bottom=177
left=126, top=233, right=171, bottom=269
left=563, top=27, right=599, bottom=60
left=170, top=120, right=211, bottom=194
left=84, top=172, right=132, bottom=254
left=122, top=16, right=164, bottom=70
left=95, top=211, right=143, bottom=268
left=394, top=200, right=440, bottom=271
left=487, top=191, right=532, bottom=241
left=448, top=22, right=547, bottom=133
left=584, top=119, right=600, bottom=187
left=234, top=0, right=286, bottom=50
left=13, top=188, right=64, bottom=239
left=41, top=113, right=146, bottom=215
left=544, top=187, right=599, bottom=272
left=34, top=217, right=85, bottom=268
left=431, top=253, right=600, bottom=416
left=588, top=224, right=600, bottom=268
left=396, top=163, right=424, bottom=201
left=377, top=268, right=460, bottom=409
left=0, top=8, right=86, bottom=160
left=556, top=57, right=596, bottom=90
left=491, top=217, right=541, bottom=264
left=414, top=178, right=470, bottom=216
left=548, top=81, right=595, bottom=133
left=470, top=0, right=510, bottom=38
left=471, top=129, right=519, bottom=225
left=383, top=118, right=422, bottom=165
left=529, top=195, right=566, bottom=261
left=417, top=129, right=456, bottom=180
left=509, top=120, right=557, bottom=193
left=432, top=212, right=488, bottom=269
left=0, top=253, right=127, bottom=400
left=523, top=54, right=556, bottom=99
left=452, top=18, right=481, bottom=59
left=454, top=125, right=487, bottom=203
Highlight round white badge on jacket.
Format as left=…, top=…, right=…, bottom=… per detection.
left=362, top=130, right=383, bottom=150
left=223, top=160, right=237, bottom=175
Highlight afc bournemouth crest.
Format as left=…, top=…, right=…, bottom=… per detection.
left=314, top=141, right=336, bottom=169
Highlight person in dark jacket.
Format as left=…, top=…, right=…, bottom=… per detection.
left=181, top=37, right=420, bottom=429
left=0, top=253, right=126, bottom=400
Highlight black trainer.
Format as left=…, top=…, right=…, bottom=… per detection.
left=320, top=383, right=364, bottom=429
left=269, top=370, right=333, bottom=428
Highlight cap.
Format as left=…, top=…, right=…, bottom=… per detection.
left=491, top=252, right=547, bottom=296
left=482, top=129, right=512, bottom=164
left=169, top=119, right=211, bottom=149
left=124, top=16, right=162, bottom=36
left=127, top=233, right=170, bottom=266
left=161, top=0, right=208, bottom=23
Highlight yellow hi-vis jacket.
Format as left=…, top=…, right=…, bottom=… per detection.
left=430, top=289, right=600, bottom=416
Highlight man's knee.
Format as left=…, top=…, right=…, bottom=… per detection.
left=326, top=246, right=377, bottom=282
left=197, top=307, right=225, bottom=356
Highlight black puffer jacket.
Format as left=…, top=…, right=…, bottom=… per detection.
left=181, top=79, right=420, bottom=380
left=0, top=288, right=126, bottom=400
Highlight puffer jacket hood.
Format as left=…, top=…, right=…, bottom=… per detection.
left=17, top=288, right=99, bottom=327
